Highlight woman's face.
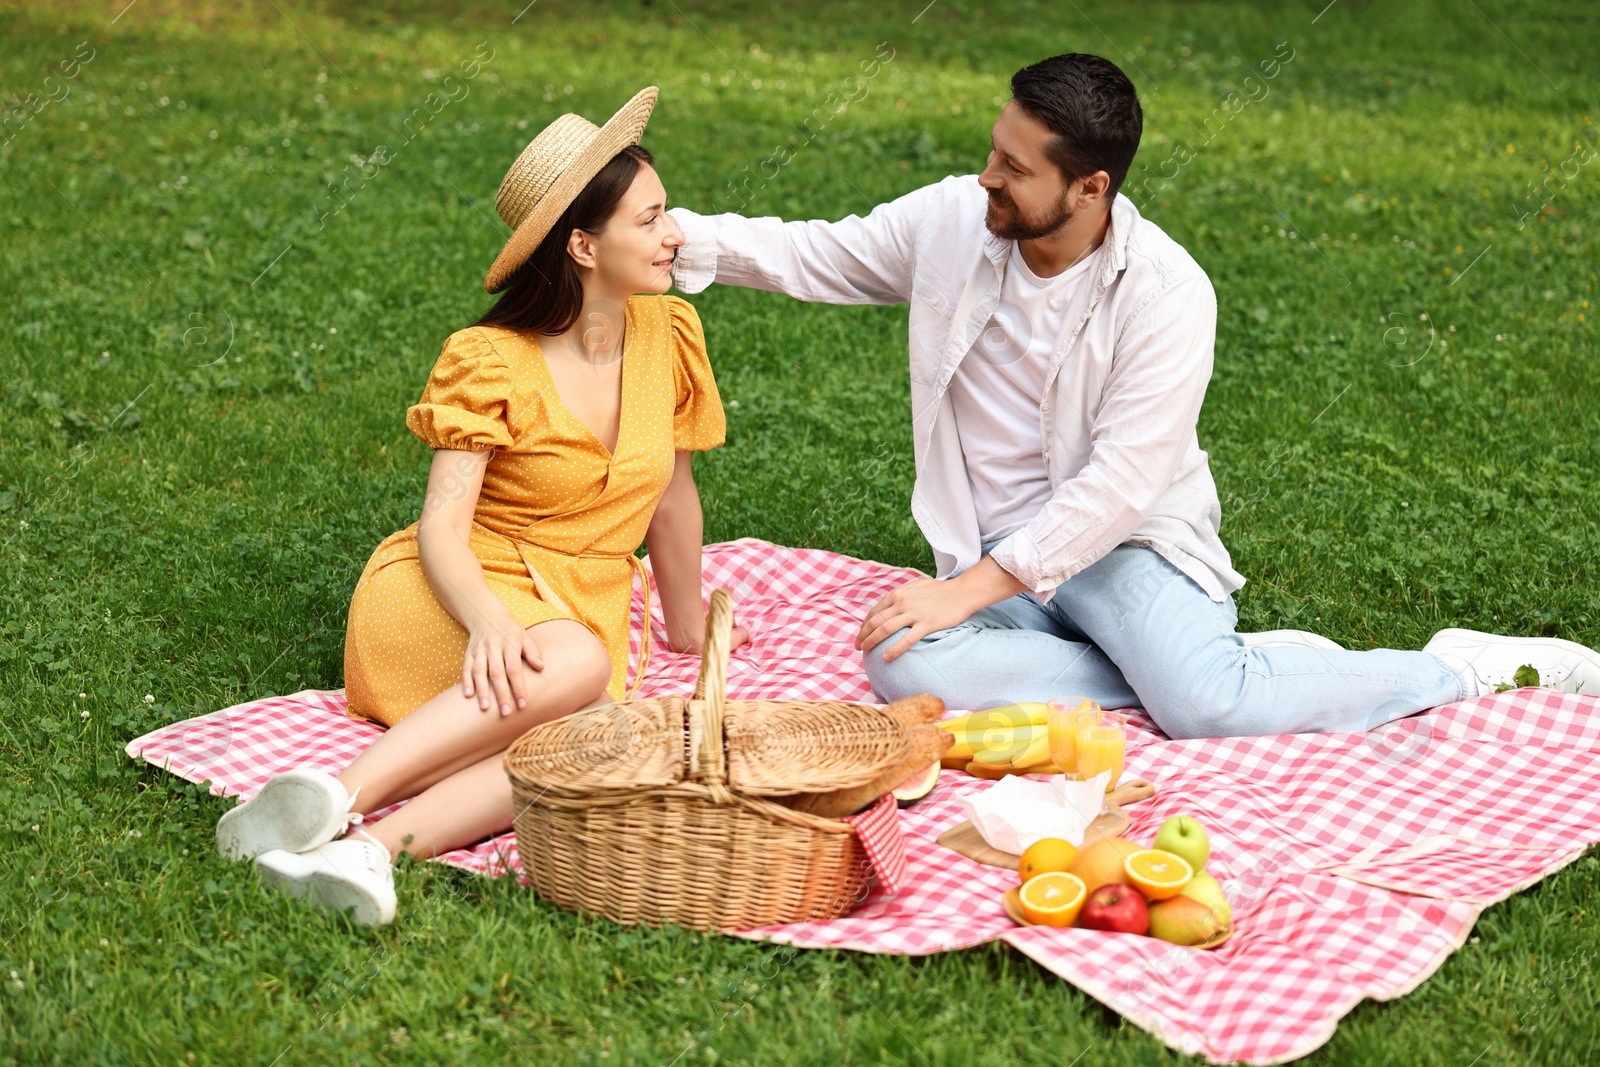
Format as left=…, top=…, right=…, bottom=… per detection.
left=582, top=164, right=682, bottom=297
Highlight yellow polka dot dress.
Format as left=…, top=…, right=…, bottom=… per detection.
left=343, top=295, right=724, bottom=727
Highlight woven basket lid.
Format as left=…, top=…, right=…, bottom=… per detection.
left=504, top=697, right=909, bottom=797
left=503, top=589, right=910, bottom=799
left=504, top=698, right=688, bottom=796
left=720, top=702, right=908, bottom=796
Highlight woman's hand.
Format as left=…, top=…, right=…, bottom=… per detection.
left=664, top=616, right=750, bottom=657
left=462, top=603, right=544, bottom=717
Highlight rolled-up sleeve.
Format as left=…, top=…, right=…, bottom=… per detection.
left=988, top=272, right=1218, bottom=600
left=668, top=180, right=941, bottom=305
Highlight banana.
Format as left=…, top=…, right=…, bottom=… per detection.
left=960, top=757, right=1068, bottom=779
left=937, top=701, right=1052, bottom=733
left=945, top=723, right=1044, bottom=744
left=1012, top=759, right=1067, bottom=775
left=1006, top=729, right=1051, bottom=770
left=944, top=723, right=1042, bottom=762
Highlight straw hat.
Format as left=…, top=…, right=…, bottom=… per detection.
left=483, top=86, right=659, bottom=293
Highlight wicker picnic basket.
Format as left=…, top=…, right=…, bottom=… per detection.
left=504, top=589, right=910, bottom=932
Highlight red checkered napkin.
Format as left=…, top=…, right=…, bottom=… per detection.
left=840, top=791, right=908, bottom=893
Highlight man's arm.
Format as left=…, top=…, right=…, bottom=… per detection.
left=988, top=272, right=1218, bottom=599
left=668, top=180, right=943, bottom=305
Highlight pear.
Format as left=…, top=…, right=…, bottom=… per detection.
left=1152, top=815, right=1210, bottom=872
left=1177, top=871, right=1232, bottom=925
left=1147, top=894, right=1227, bottom=946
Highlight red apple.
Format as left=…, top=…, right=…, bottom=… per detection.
left=1077, top=883, right=1151, bottom=935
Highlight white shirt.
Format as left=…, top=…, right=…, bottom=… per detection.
left=949, top=244, right=1095, bottom=543
left=669, top=176, right=1245, bottom=603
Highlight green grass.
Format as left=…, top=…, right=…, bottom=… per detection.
left=3, top=0, right=1599, bottom=1062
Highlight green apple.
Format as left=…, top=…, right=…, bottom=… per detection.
left=1153, top=815, right=1210, bottom=872
left=1177, top=871, right=1231, bottom=925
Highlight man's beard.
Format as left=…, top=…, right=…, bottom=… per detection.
left=985, top=189, right=1074, bottom=241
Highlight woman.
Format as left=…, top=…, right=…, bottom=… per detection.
left=214, top=87, right=745, bottom=924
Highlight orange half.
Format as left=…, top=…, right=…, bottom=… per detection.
left=1124, top=849, right=1194, bottom=901
left=1018, top=872, right=1087, bottom=927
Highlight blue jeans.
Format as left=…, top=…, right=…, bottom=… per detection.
left=862, top=544, right=1469, bottom=740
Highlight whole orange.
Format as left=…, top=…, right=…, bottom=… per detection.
left=1067, top=836, right=1142, bottom=896
left=1019, top=838, right=1078, bottom=881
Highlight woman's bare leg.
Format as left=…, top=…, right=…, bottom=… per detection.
left=371, top=690, right=615, bottom=803
left=335, top=619, right=610, bottom=815
left=359, top=752, right=517, bottom=861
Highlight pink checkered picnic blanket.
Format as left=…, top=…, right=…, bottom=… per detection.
left=126, top=538, right=1600, bottom=1065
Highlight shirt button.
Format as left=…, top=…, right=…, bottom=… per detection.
left=1041, top=401, right=1051, bottom=412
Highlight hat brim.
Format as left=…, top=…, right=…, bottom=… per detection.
left=483, top=86, right=659, bottom=294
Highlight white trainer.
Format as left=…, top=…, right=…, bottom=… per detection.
left=1239, top=629, right=1346, bottom=651
left=216, top=769, right=363, bottom=861
left=1423, top=628, right=1600, bottom=695
left=253, top=845, right=327, bottom=901
left=255, top=835, right=396, bottom=926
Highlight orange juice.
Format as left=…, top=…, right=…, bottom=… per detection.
left=1046, top=698, right=1100, bottom=779
left=1074, top=712, right=1126, bottom=791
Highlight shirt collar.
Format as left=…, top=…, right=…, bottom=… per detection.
left=979, top=189, right=1141, bottom=282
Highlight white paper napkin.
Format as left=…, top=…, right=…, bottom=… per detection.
left=957, top=771, right=1111, bottom=854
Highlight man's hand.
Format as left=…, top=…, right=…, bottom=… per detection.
left=855, top=556, right=1027, bottom=662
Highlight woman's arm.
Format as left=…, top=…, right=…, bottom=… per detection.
left=645, top=452, right=749, bottom=654
left=416, top=448, right=542, bottom=716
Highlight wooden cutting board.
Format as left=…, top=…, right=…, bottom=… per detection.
left=937, top=777, right=1156, bottom=868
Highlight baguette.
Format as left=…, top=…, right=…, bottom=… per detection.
left=882, top=693, right=945, bottom=727
left=795, top=724, right=954, bottom=819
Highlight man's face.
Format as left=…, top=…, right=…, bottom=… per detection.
left=978, top=100, right=1074, bottom=241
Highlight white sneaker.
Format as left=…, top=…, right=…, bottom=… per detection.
left=1239, top=629, right=1346, bottom=651
left=253, top=845, right=327, bottom=901
left=255, top=835, right=396, bottom=926
left=1423, top=628, right=1600, bottom=695
left=216, top=769, right=363, bottom=861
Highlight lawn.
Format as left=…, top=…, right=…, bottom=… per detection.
left=3, top=0, right=1599, bottom=1063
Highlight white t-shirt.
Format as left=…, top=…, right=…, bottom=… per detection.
left=948, top=243, right=1096, bottom=543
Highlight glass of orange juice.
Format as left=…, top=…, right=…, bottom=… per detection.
left=1046, top=697, right=1101, bottom=779
left=1074, top=709, right=1126, bottom=791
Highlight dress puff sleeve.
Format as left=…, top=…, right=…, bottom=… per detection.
left=665, top=296, right=726, bottom=452
left=405, top=328, right=517, bottom=451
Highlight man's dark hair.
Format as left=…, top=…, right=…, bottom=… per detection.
left=472, top=144, right=654, bottom=336
left=1009, top=54, right=1142, bottom=199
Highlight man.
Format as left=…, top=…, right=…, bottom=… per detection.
left=669, top=53, right=1600, bottom=737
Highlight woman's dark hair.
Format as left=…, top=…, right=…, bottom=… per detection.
left=1009, top=54, right=1142, bottom=198
left=472, top=143, right=655, bottom=336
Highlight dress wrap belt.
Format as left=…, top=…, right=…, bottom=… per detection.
left=357, top=519, right=653, bottom=699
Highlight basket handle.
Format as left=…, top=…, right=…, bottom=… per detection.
left=688, top=589, right=733, bottom=801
